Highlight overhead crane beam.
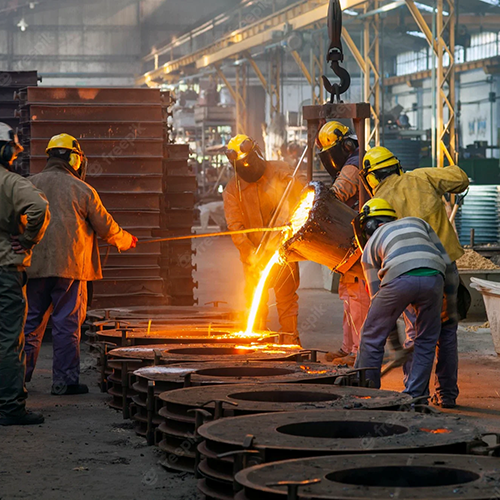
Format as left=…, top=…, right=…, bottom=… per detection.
left=137, top=0, right=368, bottom=86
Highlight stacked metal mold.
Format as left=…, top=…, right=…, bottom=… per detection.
left=0, top=71, right=39, bottom=176
left=15, top=87, right=168, bottom=308
left=235, top=454, right=500, bottom=500
left=114, top=346, right=305, bottom=444
left=195, top=409, right=492, bottom=500
left=158, top=384, right=412, bottom=474
left=157, top=142, right=198, bottom=306
left=103, top=343, right=305, bottom=430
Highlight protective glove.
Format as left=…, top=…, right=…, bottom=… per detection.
left=123, top=234, right=138, bottom=251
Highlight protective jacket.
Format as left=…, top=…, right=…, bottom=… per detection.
left=28, top=157, right=133, bottom=280
left=0, top=165, right=50, bottom=269
left=223, top=161, right=305, bottom=263
left=374, top=165, right=469, bottom=262
left=330, top=149, right=360, bottom=209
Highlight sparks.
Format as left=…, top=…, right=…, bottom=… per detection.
left=289, top=189, right=315, bottom=237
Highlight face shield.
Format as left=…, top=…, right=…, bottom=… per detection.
left=226, top=140, right=266, bottom=183
left=352, top=214, right=368, bottom=250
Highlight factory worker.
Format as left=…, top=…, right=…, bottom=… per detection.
left=361, top=147, right=469, bottom=408
left=316, top=121, right=370, bottom=366
left=24, top=134, right=137, bottom=396
left=222, top=134, right=305, bottom=344
left=0, top=123, right=50, bottom=426
left=353, top=199, right=449, bottom=398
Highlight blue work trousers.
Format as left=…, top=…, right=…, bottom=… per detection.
left=403, top=263, right=460, bottom=404
left=24, top=278, right=87, bottom=386
left=356, top=274, right=444, bottom=398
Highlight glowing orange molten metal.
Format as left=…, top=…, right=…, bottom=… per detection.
left=299, top=365, right=329, bottom=375
left=420, top=428, right=452, bottom=434
left=288, top=189, right=315, bottom=238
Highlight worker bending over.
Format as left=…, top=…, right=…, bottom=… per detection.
left=223, top=134, right=305, bottom=343
left=0, top=123, right=50, bottom=426
left=354, top=199, right=450, bottom=398
left=316, top=121, right=370, bottom=366
left=24, top=134, right=137, bottom=396
left=361, top=147, right=469, bottom=407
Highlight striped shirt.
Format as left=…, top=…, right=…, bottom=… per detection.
left=362, top=217, right=451, bottom=297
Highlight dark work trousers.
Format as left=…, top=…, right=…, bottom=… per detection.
left=0, top=269, right=28, bottom=417
left=24, top=278, right=87, bottom=386
left=403, top=263, right=460, bottom=404
left=356, top=274, right=444, bottom=398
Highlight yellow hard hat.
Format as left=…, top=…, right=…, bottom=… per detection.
left=317, top=121, right=350, bottom=151
left=359, top=198, right=397, bottom=222
left=46, top=133, right=84, bottom=170
left=46, top=133, right=83, bottom=155
left=353, top=198, right=398, bottom=249
left=361, top=146, right=402, bottom=194
left=226, top=134, right=255, bottom=162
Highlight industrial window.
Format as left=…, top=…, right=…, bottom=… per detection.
left=395, top=48, right=428, bottom=76
left=396, top=31, right=499, bottom=76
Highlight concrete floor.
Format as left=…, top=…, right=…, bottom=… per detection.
left=1, top=234, right=500, bottom=499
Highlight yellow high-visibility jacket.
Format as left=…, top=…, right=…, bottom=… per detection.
left=374, top=165, right=469, bottom=262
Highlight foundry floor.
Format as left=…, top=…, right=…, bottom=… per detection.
left=1, top=233, right=499, bottom=499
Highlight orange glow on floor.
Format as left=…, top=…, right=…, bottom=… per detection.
left=420, top=428, right=452, bottom=434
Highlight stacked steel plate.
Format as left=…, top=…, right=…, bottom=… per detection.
left=157, top=141, right=197, bottom=306
left=15, top=87, right=170, bottom=308
left=0, top=71, right=39, bottom=176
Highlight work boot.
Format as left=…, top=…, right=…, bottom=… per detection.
left=325, top=349, right=349, bottom=362
left=332, top=353, right=355, bottom=367
left=0, top=410, right=44, bottom=426
left=430, top=394, right=456, bottom=409
left=280, top=316, right=300, bottom=346
left=51, top=383, right=89, bottom=396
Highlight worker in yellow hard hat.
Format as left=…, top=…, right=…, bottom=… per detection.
left=353, top=198, right=450, bottom=398
left=316, top=121, right=369, bottom=366
left=223, top=134, right=305, bottom=343
left=23, top=133, right=138, bottom=396
left=361, top=146, right=469, bottom=408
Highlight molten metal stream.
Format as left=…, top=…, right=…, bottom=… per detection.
left=244, top=250, right=281, bottom=335
left=242, top=191, right=316, bottom=337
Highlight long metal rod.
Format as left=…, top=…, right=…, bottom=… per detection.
left=103, top=226, right=290, bottom=247
left=255, top=145, right=308, bottom=257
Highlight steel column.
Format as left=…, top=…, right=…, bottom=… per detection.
left=405, top=0, right=457, bottom=167
left=363, top=0, right=381, bottom=148
left=215, top=64, right=247, bottom=134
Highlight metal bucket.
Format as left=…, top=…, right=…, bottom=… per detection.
left=281, top=182, right=363, bottom=279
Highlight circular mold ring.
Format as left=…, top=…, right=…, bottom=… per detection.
left=235, top=454, right=500, bottom=499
